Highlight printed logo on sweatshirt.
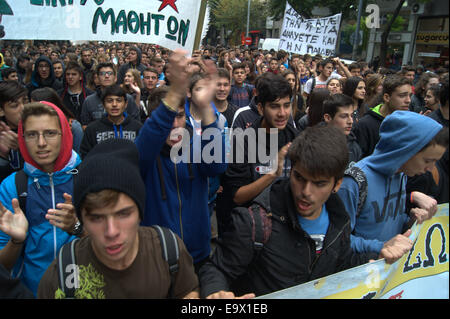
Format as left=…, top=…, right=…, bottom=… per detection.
left=96, top=131, right=137, bottom=143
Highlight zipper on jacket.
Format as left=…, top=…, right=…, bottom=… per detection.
left=174, top=163, right=184, bottom=240
left=49, top=173, right=58, bottom=260
left=309, top=220, right=350, bottom=275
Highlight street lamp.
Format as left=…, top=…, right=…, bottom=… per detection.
left=246, top=0, right=250, bottom=47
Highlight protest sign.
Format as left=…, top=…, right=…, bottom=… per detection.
left=278, top=1, right=341, bottom=57
left=0, top=0, right=204, bottom=53
left=258, top=204, right=449, bottom=299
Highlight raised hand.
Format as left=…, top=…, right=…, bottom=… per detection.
left=0, top=199, right=28, bottom=243
left=0, top=121, right=19, bottom=158
left=46, top=193, right=78, bottom=234
left=269, top=142, right=292, bottom=177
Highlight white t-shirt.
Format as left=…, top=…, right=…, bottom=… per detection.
left=303, top=73, right=342, bottom=94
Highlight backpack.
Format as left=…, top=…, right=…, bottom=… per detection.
left=14, top=170, right=28, bottom=213
left=344, top=162, right=368, bottom=217
left=245, top=165, right=368, bottom=254
left=56, top=225, right=180, bottom=299
left=247, top=203, right=273, bottom=255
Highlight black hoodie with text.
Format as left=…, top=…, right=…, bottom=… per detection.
left=79, top=114, right=142, bottom=159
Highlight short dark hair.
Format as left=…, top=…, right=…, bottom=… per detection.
left=382, top=75, right=412, bottom=96
left=30, top=87, right=75, bottom=119
left=0, top=81, right=27, bottom=109
left=96, top=62, right=116, bottom=76
left=288, top=125, right=348, bottom=180
left=217, top=68, right=231, bottom=81
left=188, top=72, right=209, bottom=93
left=318, top=58, right=335, bottom=69
left=348, top=63, right=361, bottom=71
left=439, top=79, right=448, bottom=106
left=1, top=67, right=18, bottom=80
left=143, top=67, right=158, bottom=75
left=255, top=73, right=292, bottom=106
left=101, top=84, right=127, bottom=103
left=232, top=62, right=246, bottom=72
left=65, top=61, right=83, bottom=76
left=322, top=94, right=354, bottom=118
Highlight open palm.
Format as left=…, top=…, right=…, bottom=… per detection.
left=0, top=199, right=28, bottom=242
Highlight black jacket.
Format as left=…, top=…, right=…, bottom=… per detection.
left=58, top=81, right=95, bottom=122
left=348, top=131, right=363, bottom=164
left=216, top=118, right=298, bottom=235
left=352, top=107, right=384, bottom=158
left=199, top=179, right=377, bottom=297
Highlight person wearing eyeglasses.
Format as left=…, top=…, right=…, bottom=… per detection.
left=0, top=101, right=83, bottom=297
left=25, top=56, right=63, bottom=99
left=80, top=62, right=141, bottom=129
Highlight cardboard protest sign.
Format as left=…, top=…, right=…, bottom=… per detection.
left=278, top=1, right=341, bottom=57
left=0, top=0, right=204, bottom=53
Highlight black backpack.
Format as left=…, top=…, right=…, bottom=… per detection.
left=14, top=170, right=28, bottom=213
left=344, top=163, right=368, bottom=217
left=56, top=225, right=180, bottom=299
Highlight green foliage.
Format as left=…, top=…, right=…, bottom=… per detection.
left=211, top=0, right=268, bottom=45
left=267, top=0, right=359, bottom=20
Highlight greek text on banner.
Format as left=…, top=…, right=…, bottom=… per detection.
left=0, top=0, right=203, bottom=53
left=278, top=1, right=341, bottom=57
left=258, top=204, right=449, bottom=299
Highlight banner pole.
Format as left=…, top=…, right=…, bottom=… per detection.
left=193, top=0, right=208, bottom=54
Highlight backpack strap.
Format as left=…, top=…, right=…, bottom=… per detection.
left=153, top=225, right=179, bottom=298
left=14, top=170, right=28, bottom=214
left=248, top=203, right=272, bottom=254
left=344, top=163, right=368, bottom=217
left=57, top=238, right=80, bottom=299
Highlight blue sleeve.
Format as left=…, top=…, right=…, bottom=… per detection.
left=135, top=102, right=176, bottom=179
left=0, top=173, right=19, bottom=249
left=338, top=177, right=384, bottom=254
left=196, top=119, right=228, bottom=177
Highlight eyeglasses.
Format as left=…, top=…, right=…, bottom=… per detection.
left=99, top=71, right=114, bottom=77
left=23, top=130, right=61, bottom=142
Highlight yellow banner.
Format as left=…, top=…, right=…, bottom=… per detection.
left=259, top=204, right=449, bottom=299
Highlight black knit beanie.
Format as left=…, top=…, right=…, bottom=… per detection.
left=73, top=139, right=146, bottom=223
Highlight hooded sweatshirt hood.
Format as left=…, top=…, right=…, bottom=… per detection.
left=30, top=55, right=56, bottom=88
left=129, top=46, right=142, bottom=67
left=364, top=110, right=443, bottom=176
left=18, top=101, right=73, bottom=173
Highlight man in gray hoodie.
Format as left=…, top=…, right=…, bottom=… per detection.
left=80, top=62, right=141, bottom=128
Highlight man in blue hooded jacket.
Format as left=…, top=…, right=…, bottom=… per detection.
left=338, top=111, right=448, bottom=262
left=135, top=50, right=227, bottom=271
left=25, top=56, right=63, bottom=98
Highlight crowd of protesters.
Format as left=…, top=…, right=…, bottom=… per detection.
left=0, top=39, right=448, bottom=299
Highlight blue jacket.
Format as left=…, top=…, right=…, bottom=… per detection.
left=338, top=111, right=443, bottom=254
left=136, top=101, right=227, bottom=263
left=0, top=151, right=81, bottom=295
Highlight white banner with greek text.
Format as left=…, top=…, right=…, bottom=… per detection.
left=0, top=0, right=202, bottom=53
left=278, top=2, right=341, bottom=57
